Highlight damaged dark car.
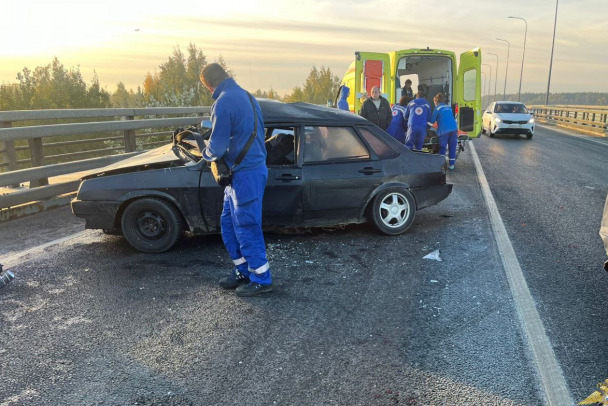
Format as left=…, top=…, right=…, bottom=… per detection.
left=71, top=100, right=452, bottom=253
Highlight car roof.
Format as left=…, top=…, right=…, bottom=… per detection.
left=258, top=100, right=369, bottom=126
left=495, top=101, right=525, bottom=105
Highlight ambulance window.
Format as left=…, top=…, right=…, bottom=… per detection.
left=463, top=69, right=476, bottom=101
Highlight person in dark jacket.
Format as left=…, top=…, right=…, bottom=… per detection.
left=401, top=79, right=413, bottom=99
left=200, top=63, right=273, bottom=297
left=386, top=96, right=410, bottom=143
left=337, top=85, right=350, bottom=111
left=359, top=86, right=392, bottom=130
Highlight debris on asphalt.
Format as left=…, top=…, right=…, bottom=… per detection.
left=423, top=249, right=442, bottom=261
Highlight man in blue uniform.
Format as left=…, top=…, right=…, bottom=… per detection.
left=429, top=92, right=458, bottom=170
left=386, top=96, right=410, bottom=144
left=200, top=63, right=273, bottom=297
left=403, top=92, right=431, bottom=150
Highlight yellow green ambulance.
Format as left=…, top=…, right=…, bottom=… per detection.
left=341, top=47, right=482, bottom=137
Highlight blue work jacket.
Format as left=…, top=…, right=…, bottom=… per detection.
left=203, top=78, right=266, bottom=172
left=429, top=102, right=458, bottom=135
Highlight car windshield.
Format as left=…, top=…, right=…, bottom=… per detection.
left=495, top=103, right=528, bottom=114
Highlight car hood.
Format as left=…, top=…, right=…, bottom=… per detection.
left=82, top=144, right=184, bottom=180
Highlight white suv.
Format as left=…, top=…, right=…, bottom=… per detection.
left=482, top=101, right=534, bottom=139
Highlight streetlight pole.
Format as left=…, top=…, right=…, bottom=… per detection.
left=482, top=63, right=492, bottom=106
left=546, top=0, right=559, bottom=105
left=487, top=52, right=499, bottom=102
left=508, top=16, right=527, bottom=102
left=481, top=72, right=487, bottom=99
left=496, top=38, right=510, bottom=100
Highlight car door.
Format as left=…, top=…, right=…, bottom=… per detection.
left=457, top=48, right=482, bottom=137
left=301, top=125, right=384, bottom=223
left=262, top=126, right=304, bottom=226
left=353, top=51, right=392, bottom=113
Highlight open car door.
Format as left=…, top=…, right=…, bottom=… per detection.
left=354, top=52, right=391, bottom=114
left=456, top=48, right=482, bottom=137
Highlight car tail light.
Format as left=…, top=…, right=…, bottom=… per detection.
left=454, top=103, right=459, bottom=117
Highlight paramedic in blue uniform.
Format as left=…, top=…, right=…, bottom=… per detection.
left=429, top=92, right=458, bottom=170
left=403, top=91, right=431, bottom=150
left=200, top=63, right=273, bottom=297
left=386, top=96, right=410, bottom=143
left=337, top=85, right=350, bottom=111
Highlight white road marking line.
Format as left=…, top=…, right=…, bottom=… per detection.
left=1, top=230, right=92, bottom=268
left=470, top=142, right=573, bottom=406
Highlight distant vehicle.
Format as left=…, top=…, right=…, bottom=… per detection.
left=339, top=47, right=482, bottom=137
left=71, top=100, right=453, bottom=253
left=482, top=101, right=535, bottom=139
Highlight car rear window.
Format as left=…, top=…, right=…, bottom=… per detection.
left=357, top=127, right=397, bottom=158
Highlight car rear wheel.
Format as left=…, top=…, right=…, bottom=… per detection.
left=121, top=198, right=184, bottom=253
left=369, top=188, right=416, bottom=236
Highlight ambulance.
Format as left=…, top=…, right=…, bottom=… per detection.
left=340, top=47, right=482, bottom=137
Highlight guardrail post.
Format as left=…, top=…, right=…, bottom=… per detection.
left=1, top=121, right=18, bottom=171
left=28, top=137, right=49, bottom=187
left=1, top=121, right=19, bottom=188
left=122, top=115, right=137, bottom=152
left=547, top=108, right=555, bottom=125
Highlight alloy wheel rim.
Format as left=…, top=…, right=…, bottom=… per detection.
left=379, top=193, right=409, bottom=228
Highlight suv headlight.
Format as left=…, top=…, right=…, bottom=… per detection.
left=494, top=117, right=502, bottom=122
left=528, top=118, right=535, bottom=123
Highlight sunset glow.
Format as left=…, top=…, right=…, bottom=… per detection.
left=1, top=0, right=607, bottom=95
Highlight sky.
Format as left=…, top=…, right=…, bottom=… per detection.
left=1, top=0, right=607, bottom=97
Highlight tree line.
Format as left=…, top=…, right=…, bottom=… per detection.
left=2, top=43, right=607, bottom=111
left=0, top=43, right=341, bottom=111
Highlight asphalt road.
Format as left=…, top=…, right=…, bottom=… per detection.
left=474, top=125, right=608, bottom=404
left=0, top=125, right=606, bottom=405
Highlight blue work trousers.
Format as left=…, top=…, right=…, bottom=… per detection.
left=220, top=166, right=271, bottom=284
left=405, top=126, right=426, bottom=150
left=438, top=130, right=458, bottom=166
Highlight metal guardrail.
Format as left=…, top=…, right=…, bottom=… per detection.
left=527, top=105, right=608, bottom=136
left=0, top=107, right=210, bottom=212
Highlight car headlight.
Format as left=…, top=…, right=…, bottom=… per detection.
left=494, top=117, right=502, bottom=123
left=528, top=118, right=535, bottom=123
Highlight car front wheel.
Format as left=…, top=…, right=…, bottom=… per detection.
left=121, top=198, right=184, bottom=253
left=369, top=188, right=416, bottom=236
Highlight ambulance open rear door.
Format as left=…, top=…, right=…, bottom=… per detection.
left=456, top=48, right=482, bottom=137
left=353, top=52, right=392, bottom=114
